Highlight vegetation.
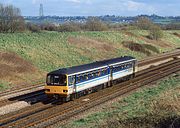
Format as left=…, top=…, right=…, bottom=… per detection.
left=149, top=24, right=163, bottom=40
left=136, top=17, right=164, bottom=40
left=61, top=74, right=180, bottom=128
left=135, top=17, right=153, bottom=30
left=0, top=3, right=25, bottom=33
left=0, top=30, right=179, bottom=73
left=85, top=17, right=108, bottom=31
left=0, top=80, right=9, bottom=91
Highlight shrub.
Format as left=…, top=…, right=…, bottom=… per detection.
left=149, top=25, right=163, bottom=40
left=26, top=23, right=40, bottom=32
left=135, top=17, right=153, bottom=30
left=85, top=17, right=108, bottom=31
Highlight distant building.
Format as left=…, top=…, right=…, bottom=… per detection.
left=39, top=4, right=44, bottom=17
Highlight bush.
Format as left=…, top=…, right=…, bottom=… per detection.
left=149, top=25, right=163, bottom=40
left=58, top=22, right=82, bottom=32
left=85, top=17, right=108, bottom=31
left=26, top=23, right=40, bottom=32
left=135, top=17, right=153, bottom=30
left=40, top=23, right=57, bottom=31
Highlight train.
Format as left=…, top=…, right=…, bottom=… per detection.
left=45, top=56, right=138, bottom=101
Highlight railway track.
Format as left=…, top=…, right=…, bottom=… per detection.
left=0, top=83, right=44, bottom=101
left=0, top=58, right=179, bottom=128
left=138, top=49, right=180, bottom=67
left=0, top=49, right=179, bottom=102
left=0, top=79, right=44, bottom=96
left=0, top=90, right=45, bottom=108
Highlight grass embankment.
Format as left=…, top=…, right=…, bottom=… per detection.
left=0, top=30, right=180, bottom=88
left=61, top=74, right=180, bottom=128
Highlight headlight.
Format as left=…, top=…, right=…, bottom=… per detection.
left=63, top=90, right=68, bottom=92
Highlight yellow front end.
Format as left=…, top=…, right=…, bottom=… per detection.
left=45, top=85, right=69, bottom=97
left=45, top=74, right=69, bottom=97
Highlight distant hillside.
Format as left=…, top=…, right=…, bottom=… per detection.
left=24, top=14, right=180, bottom=25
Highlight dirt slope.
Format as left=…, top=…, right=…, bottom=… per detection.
left=0, top=51, right=44, bottom=86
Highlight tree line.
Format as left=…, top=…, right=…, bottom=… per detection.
left=1, top=3, right=180, bottom=41
left=0, top=3, right=25, bottom=32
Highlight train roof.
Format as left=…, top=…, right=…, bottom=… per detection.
left=48, top=56, right=136, bottom=75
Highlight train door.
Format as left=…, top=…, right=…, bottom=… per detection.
left=68, top=75, right=76, bottom=94
left=108, top=66, right=113, bottom=86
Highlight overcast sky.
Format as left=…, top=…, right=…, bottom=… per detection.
left=0, top=0, right=179, bottom=16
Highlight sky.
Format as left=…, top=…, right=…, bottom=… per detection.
left=0, top=0, right=179, bottom=16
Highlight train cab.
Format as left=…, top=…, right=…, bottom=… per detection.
left=45, top=74, right=69, bottom=98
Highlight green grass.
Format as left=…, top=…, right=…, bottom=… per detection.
left=61, top=75, right=180, bottom=128
left=0, top=81, right=9, bottom=91
left=0, top=30, right=180, bottom=73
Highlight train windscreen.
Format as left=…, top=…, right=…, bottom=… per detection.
left=46, top=74, right=66, bottom=86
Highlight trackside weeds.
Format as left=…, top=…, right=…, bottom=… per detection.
left=61, top=74, right=180, bottom=128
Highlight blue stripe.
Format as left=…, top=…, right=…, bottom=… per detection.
left=75, top=69, right=132, bottom=87
left=76, top=75, right=109, bottom=87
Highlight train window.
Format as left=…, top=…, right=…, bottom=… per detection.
left=68, top=76, right=75, bottom=86
left=124, top=63, right=127, bottom=68
left=80, top=75, right=84, bottom=82
left=129, top=62, right=132, bottom=67
left=46, top=75, right=66, bottom=86
left=54, top=76, right=60, bottom=84
left=84, top=73, right=88, bottom=80
left=98, top=70, right=100, bottom=75
left=122, top=64, right=124, bottom=69
left=88, top=73, right=92, bottom=79
left=101, top=69, right=105, bottom=75
left=76, top=75, right=81, bottom=83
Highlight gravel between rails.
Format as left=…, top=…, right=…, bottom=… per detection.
left=0, top=86, right=44, bottom=101
left=0, top=101, right=30, bottom=116
left=0, top=90, right=46, bottom=116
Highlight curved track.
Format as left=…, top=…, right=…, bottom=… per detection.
left=0, top=58, right=179, bottom=128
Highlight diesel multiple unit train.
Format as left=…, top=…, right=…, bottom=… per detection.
left=45, top=56, right=137, bottom=101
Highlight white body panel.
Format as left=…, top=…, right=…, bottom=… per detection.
left=112, top=68, right=133, bottom=80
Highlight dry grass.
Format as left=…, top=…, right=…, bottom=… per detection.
left=123, top=31, right=173, bottom=48
left=68, top=36, right=118, bottom=60
left=0, top=51, right=44, bottom=86
left=173, top=32, right=180, bottom=38
left=68, top=36, right=116, bottom=51
left=122, top=40, right=159, bottom=56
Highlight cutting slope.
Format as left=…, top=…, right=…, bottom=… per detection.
left=0, top=51, right=44, bottom=86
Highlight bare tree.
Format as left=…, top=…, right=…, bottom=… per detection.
left=85, top=17, right=108, bottom=31
left=149, top=24, right=163, bottom=40
left=0, top=3, right=25, bottom=33
left=135, top=17, right=153, bottom=30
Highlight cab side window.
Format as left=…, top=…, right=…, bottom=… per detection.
left=68, top=76, right=75, bottom=86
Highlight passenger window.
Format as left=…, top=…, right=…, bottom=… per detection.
left=77, top=75, right=81, bottom=83
left=102, top=69, right=105, bottom=75
left=85, top=74, right=88, bottom=80
left=80, top=75, right=84, bottom=82
left=97, top=70, right=100, bottom=76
